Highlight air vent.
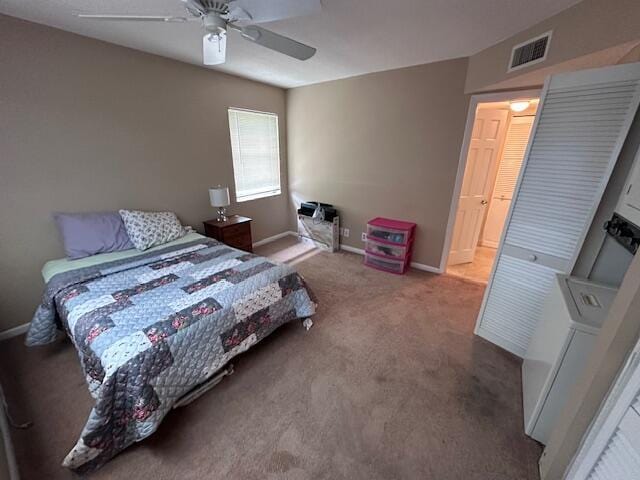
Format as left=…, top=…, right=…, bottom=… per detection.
left=508, top=31, right=552, bottom=72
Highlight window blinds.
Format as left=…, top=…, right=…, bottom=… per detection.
left=228, top=108, right=281, bottom=202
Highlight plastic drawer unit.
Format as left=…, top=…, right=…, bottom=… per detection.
left=364, top=217, right=416, bottom=274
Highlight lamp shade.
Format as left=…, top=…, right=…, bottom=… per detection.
left=209, top=187, right=230, bottom=207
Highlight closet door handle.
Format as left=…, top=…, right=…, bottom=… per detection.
left=481, top=200, right=488, bottom=205
left=529, top=254, right=538, bottom=262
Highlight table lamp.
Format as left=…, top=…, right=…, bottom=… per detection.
left=209, top=186, right=230, bottom=222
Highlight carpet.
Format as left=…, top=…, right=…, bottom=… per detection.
left=0, top=237, right=541, bottom=479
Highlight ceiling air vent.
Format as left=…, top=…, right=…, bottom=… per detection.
left=508, top=31, right=552, bottom=72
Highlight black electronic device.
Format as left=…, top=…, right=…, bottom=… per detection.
left=604, top=212, right=640, bottom=254
left=297, top=201, right=338, bottom=222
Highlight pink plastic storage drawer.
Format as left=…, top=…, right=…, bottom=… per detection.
left=364, top=252, right=408, bottom=274
left=366, top=217, right=416, bottom=246
left=365, top=237, right=411, bottom=259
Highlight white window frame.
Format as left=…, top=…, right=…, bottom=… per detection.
left=228, top=107, right=282, bottom=203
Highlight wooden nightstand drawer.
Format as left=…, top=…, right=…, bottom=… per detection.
left=203, top=215, right=253, bottom=253
left=236, top=242, right=253, bottom=253
left=222, top=223, right=249, bottom=238
left=223, top=231, right=251, bottom=246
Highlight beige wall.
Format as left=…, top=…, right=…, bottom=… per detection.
left=287, top=58, right=470, bottom=268
left=465, top=0, right=640, bottom=93
left=0, top=15, right=289, bottom=333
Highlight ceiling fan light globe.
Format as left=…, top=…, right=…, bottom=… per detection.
left=203, top=33, right=227, bottom=65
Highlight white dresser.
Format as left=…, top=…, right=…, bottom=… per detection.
left=522, top=275, right=617, bottom=444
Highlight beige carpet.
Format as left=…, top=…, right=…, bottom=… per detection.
left=0, top=237, right=541, bottom=479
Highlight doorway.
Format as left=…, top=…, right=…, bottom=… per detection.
left=445, top=94, right=540, bottom=283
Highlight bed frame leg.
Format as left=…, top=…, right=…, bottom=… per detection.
left=173, top=364, right=234, bottom=409
left=302, top=318, right=313, bottom=331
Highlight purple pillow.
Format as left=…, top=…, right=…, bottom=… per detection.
left=54, top=212, right=135, bottom=259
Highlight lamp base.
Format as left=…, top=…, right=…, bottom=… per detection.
left=216, top=207, right=228, bottom=222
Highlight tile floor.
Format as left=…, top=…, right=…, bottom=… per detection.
left=447, top=245, right=497, bottom=284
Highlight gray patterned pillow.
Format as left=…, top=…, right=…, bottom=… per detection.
left=119, top=209, right=186, bottom=250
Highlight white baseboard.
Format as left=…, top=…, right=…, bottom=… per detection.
left=339, top=244, right=366, bottom=255
left=252, top=231, right=297, bottom=248
left=0, top=323, right=29, bottom=342
left=339, top=244, right=442, bottom=274
left=410, top=262, right=444, bottom=274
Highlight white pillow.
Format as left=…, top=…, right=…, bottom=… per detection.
left=119, top=209, right=185, bottom=251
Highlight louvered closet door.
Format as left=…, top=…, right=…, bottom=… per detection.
left=587, top=407, right=640, bottom=480
left=482, top=116, right=535, bottom=247
left=567, top=348, right=640, bottom=480
left=493, top=116, right=534, bottom=200
left=476, top=63, right=640, bottom=357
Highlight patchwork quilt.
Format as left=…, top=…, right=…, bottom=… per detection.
left=26, top=238, right=316, bottom=473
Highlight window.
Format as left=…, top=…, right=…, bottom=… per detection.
left=228, top=108, right=281, bottom=202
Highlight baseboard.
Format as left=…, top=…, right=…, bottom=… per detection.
left=339, top=244, right=366, bottom=255
left=0, top=323, right=29, bottom=342
left=410, top=262, right=444, bottom=274
left=252, top=231, right=297, bottom=248
left=339, top=245, right=442, bottom=274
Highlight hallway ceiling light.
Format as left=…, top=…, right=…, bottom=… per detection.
left=510, top=100, right=531, bottom=112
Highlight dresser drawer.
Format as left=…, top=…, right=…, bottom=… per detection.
left=235, top=242, right=253, bottom=253
left=364, top=252, right=408, bottom=274
left=224, top=231, right=252, bottom=246
left=222, top=223, right=249, bottom=238
left=203, top=215, right=253, bottom=252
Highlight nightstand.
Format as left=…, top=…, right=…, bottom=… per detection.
left=203, top=215, right=253, bottom=253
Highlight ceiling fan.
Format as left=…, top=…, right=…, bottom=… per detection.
left=76, top=0, right=320, bottom=66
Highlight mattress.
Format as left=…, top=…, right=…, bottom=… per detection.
left=41, top=232, right=207, bottom=283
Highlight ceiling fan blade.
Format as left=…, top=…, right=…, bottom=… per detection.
left=180, top=0, right=206, bottom=16
left=238, top=26, right=316, bottom=60
left=203, top=33, right=227, bottom=65
left=76, top=14, right=190, bottom=22
left=225, top=0, right=321, bottom=24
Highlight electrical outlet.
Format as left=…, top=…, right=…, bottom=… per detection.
left=361, top=232, right=367, bottom=241
left=343, top=228, right=350, bottom=238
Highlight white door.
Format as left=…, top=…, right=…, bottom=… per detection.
left=481, top=115, right=535, bottom=248
left=475, top=63, right=640, bottom=357
left=448, top=108, right=509, bottom=265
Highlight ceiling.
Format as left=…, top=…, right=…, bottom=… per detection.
left=0, top=0, right=583, bottom=88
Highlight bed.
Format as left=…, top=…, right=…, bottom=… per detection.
left=26, top=232, right=317, bottom=473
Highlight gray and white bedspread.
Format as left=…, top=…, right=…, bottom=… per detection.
left=25, top=238, right=316, bottom=473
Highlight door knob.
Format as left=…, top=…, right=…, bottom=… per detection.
left=481, top=200, right=488, bottom=205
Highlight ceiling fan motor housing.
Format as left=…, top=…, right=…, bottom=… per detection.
left=204, top=13, right=226, bottom=34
